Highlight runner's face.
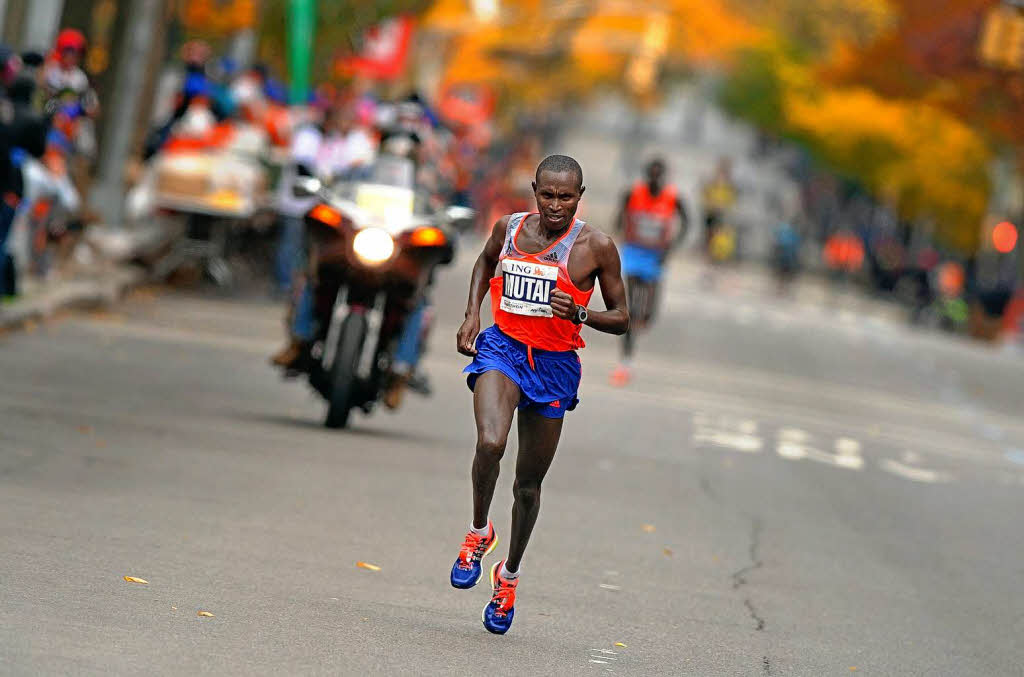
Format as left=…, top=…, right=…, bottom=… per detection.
left=532, top=170, right=584, bottom=231
left=646, top=163, right=665, bottom=192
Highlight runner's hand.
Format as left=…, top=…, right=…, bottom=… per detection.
left=550, top=289, right=577, bottom=321
left=457, top=314, right=481, bottom=356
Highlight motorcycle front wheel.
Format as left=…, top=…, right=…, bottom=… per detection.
left=324, top=313, right=368, bottom=429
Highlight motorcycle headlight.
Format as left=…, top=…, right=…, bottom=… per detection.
left=352, top=227, right=395, bottom=265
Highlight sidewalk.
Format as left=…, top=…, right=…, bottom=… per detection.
left=0, top=220, right=177, bottom=331
left=0, top=262, right=146, bottom=332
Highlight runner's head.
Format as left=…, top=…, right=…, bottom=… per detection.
left=645, top=157, right=666, bottom=193
left=533, top=155, right=585, bottom=231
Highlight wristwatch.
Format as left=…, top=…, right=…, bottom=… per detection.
left=572, top=305, right=588, bottom=325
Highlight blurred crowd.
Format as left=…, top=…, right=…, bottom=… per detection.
left=0, top=31, right=523, bottom=303
left=1, top=22, right=1019, bottom=344
left=0, top=28, right=99, bottom=298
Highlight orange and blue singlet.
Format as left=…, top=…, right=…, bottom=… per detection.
left=621, top=182, right=679, bottom=282
left=464, top=212, right=595, bottom=418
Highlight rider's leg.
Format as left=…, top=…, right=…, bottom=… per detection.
left=383, top=298, right=430, bottom=408
left=505, top=407, right=564, bottom=572
left=471, top=371, right=521, bottom=530
left=291, top=279, right=315, bottom=341
left=271, top=275, right=315, bottom=368
left=274, top=215, right=304, bottom=294
left=392, top=298, right=428, bottom=376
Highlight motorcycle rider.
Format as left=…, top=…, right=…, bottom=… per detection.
left=271, top=104, right=378, bottom=367
left=271, top=100, right=453, bottom=409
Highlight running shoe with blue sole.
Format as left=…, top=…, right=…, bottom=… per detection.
left=450, top=521, right=497, bottom=589
left=482, top=560, right=518, bottom=635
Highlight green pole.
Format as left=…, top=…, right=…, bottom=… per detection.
left=288, top=0, right=315, bottom=104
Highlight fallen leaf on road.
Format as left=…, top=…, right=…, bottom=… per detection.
left=77, top=425, right=92, bottom=434
left=356, top=561, right=381, bottom=571
left=614, top=642, right=627, bottom=648
left=641, top=524, right=656, bottom=533
left=663, top=548, right=673, bottom=556
left=123, top=576, right=148, bottom=584
left=197, top=611, right=215, bottom=617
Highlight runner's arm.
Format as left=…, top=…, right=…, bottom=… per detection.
left=615, top=192, right=630, bottom=235
left=457, top=216, right=509, bottom=355
left=553, top=232, right=629, bottom=335
left=671, top=196, right=690, bottom=252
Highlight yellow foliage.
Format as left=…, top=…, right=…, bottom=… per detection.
left=662, top=0, right=768, bottom=65
left=442, top=26, right=512, bottom=84
left=570, top=0, right=766, bottom=70
left=421, top=0, right=477, bottom=35
left=428, top=0, right=767, bottom=90
left=785, top=85, right=990, bottom=247
left=752, top=0, right=897, bottom=52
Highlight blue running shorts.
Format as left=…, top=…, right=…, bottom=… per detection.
left=621, top=243, right=664, bottom=283
left=464, top=326, right=582, bottom=419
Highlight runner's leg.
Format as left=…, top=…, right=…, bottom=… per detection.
left=505, top=408, right=564, bottom=571
left=472, top=370, right=521, bottom=529
left=623, top=276, right=644, bottom=360
left=636, top=278, right=656, bottom=329
left=647, top=278, right=662, bottom=325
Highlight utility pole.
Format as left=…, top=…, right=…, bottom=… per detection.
left=288, top=0, right=315, bottom=103
left=90, top=0, right=164, bottom=227
left=22, top=0, right=64, bottom=49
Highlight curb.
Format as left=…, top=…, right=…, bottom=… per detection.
left=0, top=265, right=147, bottom=331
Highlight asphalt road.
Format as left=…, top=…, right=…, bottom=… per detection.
left=3, top=249, right=1024, bottom=676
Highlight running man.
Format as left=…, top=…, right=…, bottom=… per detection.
left=452, top=155, right=629, bottom=634
left=610, top=158, right=688, bottom=386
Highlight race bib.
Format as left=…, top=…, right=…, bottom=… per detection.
left=500, top=259, right=558, bottom=317
left=631, top=213, right=670, bottom=246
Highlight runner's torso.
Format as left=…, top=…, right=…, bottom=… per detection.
left=489, top=212, right=595, bottom=351
left=624, top=182, right=677, bottom=250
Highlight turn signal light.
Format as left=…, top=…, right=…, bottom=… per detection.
left=310, top=204, right=343, bottom=228
left=410, top=226, right=446, bottom=247
left=993, top=221, right=1018, bottom=253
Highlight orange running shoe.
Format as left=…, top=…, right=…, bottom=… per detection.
left=609, top=364, right=632, bottom=387
left=450, top=521, right=497, bottom=589
left=482, top=560, right=518, bottom=634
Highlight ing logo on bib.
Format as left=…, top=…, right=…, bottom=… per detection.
left=500, top=259, right=558, bottom=317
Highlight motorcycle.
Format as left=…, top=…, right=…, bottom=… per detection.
left=288, top=156, right=468, bottom=428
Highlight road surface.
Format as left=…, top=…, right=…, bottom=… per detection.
left=2, top=251, right=1024, bottom=676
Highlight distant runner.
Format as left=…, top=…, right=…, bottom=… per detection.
left=452, top=155, right=629, bottom=634
left=610, top=158, right=688, bottom=386
left=701, top=157, right=737, bottom=264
